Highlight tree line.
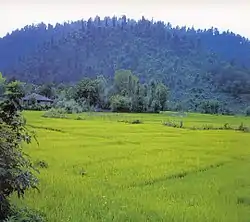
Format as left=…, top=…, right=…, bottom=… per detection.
left=16, top=69, right=249, bottom=115
left=20, top=70, right=168, bottom=113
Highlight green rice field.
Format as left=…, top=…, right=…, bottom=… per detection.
left=13, top=111, right=250, bottom=222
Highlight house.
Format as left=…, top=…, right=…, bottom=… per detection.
left=22, top=93, right=54, bottom=106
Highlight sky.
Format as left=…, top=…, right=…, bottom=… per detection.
left=0, top=0, right=249, bottom=38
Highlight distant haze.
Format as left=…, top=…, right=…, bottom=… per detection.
left=0, top=0, right=249, bottom=38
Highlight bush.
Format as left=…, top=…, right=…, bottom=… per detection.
left=23, top=102, right=52, bottom=111
left=110, top=95, right=131, bottom=112
left=163, top=120, right=183, bottom=128
left=54, top=97, right=90, bottom=114
left=118, top=119, right=143, bottom=124
left=42, top=108, right=68, bottom=119
left=75, top=116, right=85, bottom=120
left=238, top=123, right=250, bottom=132
left=130, top=119, right=143, bottom=124
left=34, top=160, right=49, bottom=169
left=5, top=206, right=46, bottom=222
left=223, top=123, right=232, bottom=130
left=79, top=169, right=87, bottom=176
left=202, top=124, right=214, bottom=130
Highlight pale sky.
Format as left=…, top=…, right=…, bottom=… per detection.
left=1, top=0, right=250, bottom=38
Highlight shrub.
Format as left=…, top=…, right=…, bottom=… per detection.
left=118, top=119, right=143, bottom=124
left=163, top=120, right=183, bottom=128
left=42, top=108, right=68, bottom=119
left=79, top=169, right=87, bottom=176
left=75, top=116, right=85, bottom=120
left=130, top=119, right=143, bottom=124
left=202, top=124, right=214, bottom=130
left=4, top=206, right=46, bottom=222
left=23, top=103, right=51, bottom=111
left=238, top=123, right=250, bottom=132
left=110, top=95, right=131, bottom=112
left=34, top=160, right=49, bottom=169
left=64, top=99, right=84, bottom=114
left=237, top=197, right=250, bottom=206
left=54, top=96, right=91, bottom=114
left=223, top=123, right=232, bottom=130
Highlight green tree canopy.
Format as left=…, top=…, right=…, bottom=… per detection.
left=0, top=79, right=38, bottom=220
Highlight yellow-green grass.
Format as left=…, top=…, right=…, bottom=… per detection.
left=13, top=111, right=250, bottom=221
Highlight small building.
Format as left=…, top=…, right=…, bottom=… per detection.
left=22, top=93, right=54, bottom=106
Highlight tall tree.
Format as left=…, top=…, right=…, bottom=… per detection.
left=38, top=83, right=55, bottom=98
left=155, top=83, right=169, bottom=111
left=74, top=78, right=99, bottom=106
left=0, top=79, right=38, bottom=220
left=114, top=69, right=138, bottom=96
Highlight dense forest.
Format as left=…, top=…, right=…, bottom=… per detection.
left=1, top=16, right=250, bottom=113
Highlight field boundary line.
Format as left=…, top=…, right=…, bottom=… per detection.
left=27, top=124, right=66, bottom=133
left=127, top=162, right=227, bottom=188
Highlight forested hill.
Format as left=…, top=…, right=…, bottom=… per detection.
left=1, top=16, right=250, bottom=111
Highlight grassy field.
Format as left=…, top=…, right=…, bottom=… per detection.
left=13, top=111, right=250, bottom=222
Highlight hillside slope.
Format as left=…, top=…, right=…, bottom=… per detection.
left=0, top=16, right=250, bottom=111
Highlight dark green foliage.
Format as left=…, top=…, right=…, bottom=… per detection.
left=0, top=73, right=5, bottom=96
left=155, top=83, right=169, bottom=111
left=167, top=102, right=184, bottom=112
left=1, top=17, right=250, bottom=112
left=23, top=103, right=52, bottom=111
left=42, top=108, right=68, bottom=119
left=199, top=100, right=220, bottom=114
left=163, top=119, right=250, bottom=133
left=109, top=70, right=169, bottom=113
left=79, top=169, right=87, bottom=177
left=237, top=197, right=250, bottom=206
left=114, top=70, right=138, bottom=97
left=130, top=119, right=143, bottom=124
left=245, top=106, right=250, bottom=116
left=0, top=78, right=40, bottom=220
left=55, top=98, right=88, bottom=114
left=117, top=119, right=143, bottom=124
left=34, top=160, right=49, bottom=169
left=37, top=84, right=55, bottom=99
left=237, top=123, right=250, bottom=132
left=202, top=124, right=215, bottom=130
left=163, top=120, right=183, bottom=128
left=223, top=123, right=232, bottom=130
left=75, top=116, right=85, bottom=121
left=73, top=78, right=99, bottom=106
left=4, top=206, right=46, bottom=222
left=28, top=70, right=169, bottom=114
left=110, top=95, right=131, bottom=112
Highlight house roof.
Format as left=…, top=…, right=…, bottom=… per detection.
left=23, top=93, right=53, bottom=102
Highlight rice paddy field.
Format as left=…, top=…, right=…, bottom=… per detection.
left=14, top=111, right=250, bottom=222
